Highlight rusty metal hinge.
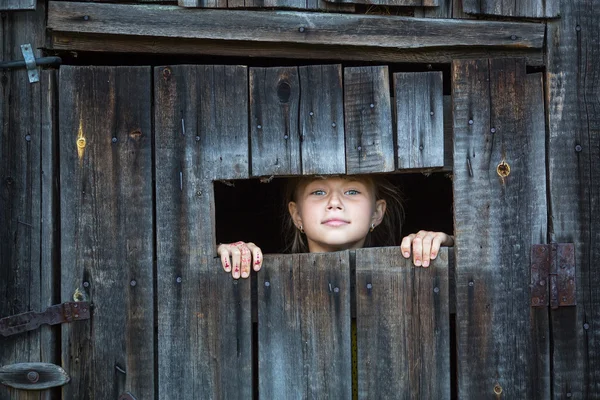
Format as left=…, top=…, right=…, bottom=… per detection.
left=531, top=243, right=576, bottom=309
left=0, top=302, right=90, bottom=337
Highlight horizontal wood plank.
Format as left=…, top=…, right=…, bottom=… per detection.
left=326, top=0, right=437, bottom=6
left=48, top=1, right=545, bottom=51
left=463, top=0, right=559, bottom=18
left=356, top=247, right=450, bottom=399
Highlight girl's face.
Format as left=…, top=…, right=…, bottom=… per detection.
left=288, top=177, right=386, bottom=253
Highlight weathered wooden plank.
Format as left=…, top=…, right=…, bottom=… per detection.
left=48, top=2, right=545, bottom=51
left=463, top=0, right=558, bottom=18
left=258, top=252, right=351, bottom=399
left=155, top=65, right=252, bottom=400
left=181, top=0, right=355, bottom=11
left=395, top=71, right=444, bottom=170
left=452, top=59, right=549, bottom=398
left=344, top=66, right=394, bottom=174
left=0, top=4, right=57, bottom=400
left=443, top=95, right=453, bottom=170
left=299, top=65, right=345, bottom=175
left=326, top=0, right=437, bottom=6
left=250, top=67, right=300, bottom=177
left=546, top=1, right=600, bottom=396
left=0, top=0, right=35, bottom=11
left=356, top=247, right=450, bottom=399
left=59, top=66, right=154, bottom=400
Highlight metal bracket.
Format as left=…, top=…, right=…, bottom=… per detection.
left=0, top=362, right=70, bottom=390
left=0, top=302, right=91, bottom=337
left=531, top=243, right=576, bottom=309
left=20, top=44, right=39, bottom=84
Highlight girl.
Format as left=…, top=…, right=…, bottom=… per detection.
left=217, top=175, right=454, bottom=279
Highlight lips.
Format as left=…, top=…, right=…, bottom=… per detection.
left=322, top=219, right=350, bottom=227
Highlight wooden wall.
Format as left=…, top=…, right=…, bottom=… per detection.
left=1, top=0, right=599, bottom=399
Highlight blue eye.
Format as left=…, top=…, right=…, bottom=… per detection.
left=311, top=190, right=326, bottom=196
left=345, top=189, right=360, bottom=195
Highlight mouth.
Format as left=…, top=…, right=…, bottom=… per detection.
left=322, top=219, right=350, bottom=227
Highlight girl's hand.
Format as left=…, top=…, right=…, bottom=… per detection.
left=400, top=231, right=454, bottom=268
left=217, top=241, right=263, bottom=279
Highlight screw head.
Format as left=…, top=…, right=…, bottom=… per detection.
left=176, top=277, right=182, bottom=283
left=576, top=25, right=581, bottom=32
left=468, top=281, right=474, bottom=287
left=130, top=280, right=137, bottom=287
left=257, top=125, right=262, bottom=130
left=309, top=111, right=314, bottom=116
left=419, top=145, right=424, bottom=151
left=112, top=137, right=118, bottom=143
left=575, top=144, right=582, bottom=152
left=25, top=135, right=31, bottom=142
left=83, top=281, right=90, bottom=288
left=434, top=287, right=440, bottom=293
left=284, top=134, right=289, bottom=139
left=584, top=323, right=590, bottom=330
left=430, top=111, right=434, bottom=116
left=468, top=119, right=474, bottom=125
left=27, top=371, right=39, bottom=383
left=331, top=122, right=336, bottom=128
left=490, top=127, right=496, bottom=133
left=366, top=283, right=372, bottom=289
left=298, top=26, right=305, bottom=33
left=265, top=281, right=270, bottom=287
left=511, top=34, right=517, bottom=40
left=334, top=287, right=339, bottom=293
left=83, top=15, right=90, bottom=21
left=357, top=146, right=362, bottom=151
left=370, top=103, right=375, bottom=108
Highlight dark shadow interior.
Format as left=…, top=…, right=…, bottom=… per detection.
left=215, top=172, right=453, bottom=253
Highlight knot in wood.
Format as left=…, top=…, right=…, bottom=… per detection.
left=277, top=81, right=291, bottom=103
left=496, top=161, right=510, bottom=178
left=76, top=137, right=86, bottom=149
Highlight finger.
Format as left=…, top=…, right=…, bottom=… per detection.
left=218, top=246, right=232, bottom=272
left=230, top=246, right=242, bottom=279
left=430, top=234, right=445, bottom=260
left=421, top=232, right=435, bottom=267
left=239, top=244, right=251, bottom=279
left=246, top=242, right=263, bottom=271
left=412, top=234, right=424, bottom=266
left=400, top=234, right=415, bottom=258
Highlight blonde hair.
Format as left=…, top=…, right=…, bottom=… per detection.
left=283, top=175, right=404, bottom=253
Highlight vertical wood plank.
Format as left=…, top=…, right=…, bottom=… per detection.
left=546, top=1, right=600, bottom=396
left=0, top=4, right=57, bottom=400
left=299, top=65, right=345, bottom=175
left=0, top=0, right=36, bottom=11
left=59, top=66, right=154, bottom=400
left=344, top=66, right=394, bottom=174
left=395, top=71, right=444, bottom=170
left=250, top=67, right=301, bottom=177
left=356, top=247, right=450, bottom=399
left=321, top=0, right=436, bottom=5
left=463, top=0, right=559, bottom=18
left=258, top=252, right=351, bottom=399
left=155, top=64, right=252, bottom=400
left=452, top=59, right=549, bottom=398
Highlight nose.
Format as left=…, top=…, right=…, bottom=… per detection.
left=327, top=192, right=343, bottom=210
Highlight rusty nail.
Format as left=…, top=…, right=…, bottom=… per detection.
left=575, top=144, right=582, bottom=152
left=162, top=68, right=171, bottom=78
left=298, top=26, right=305, bottom=33
left=27, top=371, right=39, bottom=383
left=25, top=135, right=31, bottom=142
left=366, top=283, right=372, bottom=289
left=112, top=137, right=118, bottom=143
left=130, top=280, right=137, bottom=287
left=584, top=323, right=590, bottom=330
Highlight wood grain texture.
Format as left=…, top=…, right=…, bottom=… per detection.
left=0, top=0, right=35, bottom=10
left=0, top=362, right=69, bottom=390
left=49, top=34, right=544, bottom=66
left=59, top=66, right=154, bottom=400
left=356, top=247, right=450, bottom=399
left=47, top=2, right=545, bottom=50
left=463, top=0, right=558, bottom=18
left=546, top=0, right=600, bottom=396
left=155, top=65, right=252, bottom=400
left=299, top=65, right=345, bottom=175
left=258, top=252, right=351, bottom=399
left=250, top=67, right=301, bottom=177
left=452, top=59, right=549, bottom=398
left=344, top=66, right=394, bottom=174
left=325, top=0, right=437, bottom=6
left=0, top=4, right=57, bottom=400
left=181, top=0, right=355, bottom=11
left=395, top=71, right=444, bottom=170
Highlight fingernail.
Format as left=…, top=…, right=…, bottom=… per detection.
left=431, top=253, right=437, bottom=259
left=423, top=260, right=429, bottom=267
left=403, top=252, right=410, bottom=258
left=414, top=260, right=422, bottom=266
left=241, top=271, right=249, bottom=278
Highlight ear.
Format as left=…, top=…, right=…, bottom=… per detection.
left=288, top=201, right=302, bottom=227
left=372, top=199, right=386, bottom=227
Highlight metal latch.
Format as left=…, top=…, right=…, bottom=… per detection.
left=531, top=243, right=576, bottom=309
left=0, top=302, right=91, bottom=337
left=0, top=44, right=62, bottom=84
left=0, top=362, right=69, bottom=390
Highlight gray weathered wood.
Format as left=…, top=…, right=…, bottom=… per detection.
left=181, top=0, right=355, bottom=11
left=443, top=96, right=453, bottom=170
left=0, top=4, right=56, bottom=400
left=0, top=363, right=69, bottom=390
left=356, top=247, right=450, bottom=399
left=48, top=2, right=545, bottom=51
left=250, top=67, right=301, bottom=177
left=463, top=0, right=558, bottom=18
left=155, top=65, right=252, bottom=400
left=258, top=252, right=351, bottom=399
left=546, top=1, right=600, bottom=396
left=395, top=71, right=444, bottom=170
left=344, top=66, right=394, bottom=174
left=326, top=0, right=437, bottom=6
left=0, top=0, right=35, bottom=11
left=452, top=59, right=549, bottom=398
left=59, top=66, right=154, bottom=400
left=299, top=65, right=345, bottom=175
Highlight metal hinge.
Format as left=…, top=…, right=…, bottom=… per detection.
left=0, top=44, right=62, bottom=84
left=0, top=302, right=91, bottom=337
left=531, top=243, right=576, bottom=309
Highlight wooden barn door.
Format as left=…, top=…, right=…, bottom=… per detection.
left=54, top=59, right=549, bottom=399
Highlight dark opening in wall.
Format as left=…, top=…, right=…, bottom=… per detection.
left=215, top=172, right=453, bottom=254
